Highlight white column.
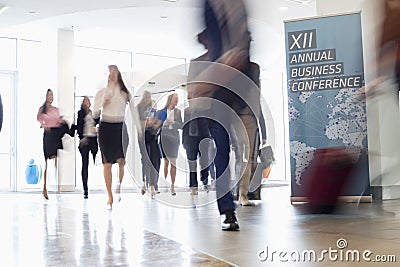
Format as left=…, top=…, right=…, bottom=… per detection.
left=55, top=28, right=75, bottom=192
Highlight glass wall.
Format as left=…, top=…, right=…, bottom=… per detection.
left=73, top=47, right=187, bottom=191
left=0, top=72, right=16, bottom=190
left=16, top=39, right=57, bottom=191
left=260, top=69, right=289, bottom=184
left=0, top=38, right=17, bottom=191
left=0, top=37, right=17, bottom=70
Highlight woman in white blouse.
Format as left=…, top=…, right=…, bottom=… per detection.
left=93, top=65, right=131, bottom=208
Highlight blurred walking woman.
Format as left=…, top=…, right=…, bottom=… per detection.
left=159, top=93, right=182, bottom=195
left=37, top=89, right=64, bottom=200
left=93, top=65, right=131, bottom=208
left=77, top=96, right=99, bottom=199
left=135, top=90, right=152, bottom=193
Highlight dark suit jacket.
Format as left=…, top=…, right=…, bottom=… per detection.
left=182, top=107, right=211, bottom=148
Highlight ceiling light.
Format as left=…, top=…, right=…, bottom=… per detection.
left=279, top=6, right=289, bottom=11
left=0, top=5, right=9, bottom=14
left=286, top=0, right=313, bottom=4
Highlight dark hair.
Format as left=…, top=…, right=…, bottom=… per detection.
left=198, top=29, right=209, bottom=45
left=108, top=65, right=132, bottom=102
left=40, top=89, right=53, bottom=114
left=80, top=96, right=89, bottom=116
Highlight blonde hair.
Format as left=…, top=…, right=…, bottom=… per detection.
left=163, top=93, right=178, bottom=109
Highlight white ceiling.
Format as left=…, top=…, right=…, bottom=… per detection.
left=0, top=0, right=315, bottom=28
left=0, top=0, right=317, bottom=69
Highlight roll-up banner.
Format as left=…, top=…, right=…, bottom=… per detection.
left=284, top=13, right=371, bottom=202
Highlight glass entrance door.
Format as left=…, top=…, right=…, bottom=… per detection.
left=0, top=72, right=16, bottom=191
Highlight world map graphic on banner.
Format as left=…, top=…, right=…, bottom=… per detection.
left=289, top=87, right=367, bottom=186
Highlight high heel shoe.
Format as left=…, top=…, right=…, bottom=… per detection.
left=107, top=197, right=113, bottom=209
left=150, top=186, right=156, bottom=199
left=171, top=185, right=176, bottom=196
left=141, top=185, right=146, bottom=195
left=43, top=189, right=49, bottom=200
left=116, top=183, right=121, bottom=202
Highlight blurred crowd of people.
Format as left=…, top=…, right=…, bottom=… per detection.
left=35, top=0, right=399, bottom=231
left=35, top=0, right=271, bottom=231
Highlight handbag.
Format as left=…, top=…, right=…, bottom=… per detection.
left=263, top=165, right=271, bottom=179
left=259, top=145, right=275, bottom=179
left=260, top=145, right=275, bottom=164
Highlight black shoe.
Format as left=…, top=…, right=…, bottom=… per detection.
left=247, top=192, right=256, bottom=200
left=221, top=210, right=239, bottom=231
left=84, top=190, right=88, bottom=199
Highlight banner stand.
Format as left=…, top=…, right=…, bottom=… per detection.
left=290, top=195, right=372, bottom=204
left=284, top=12, right=371, bottom=202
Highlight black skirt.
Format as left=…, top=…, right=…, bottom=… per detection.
left=98, top=122, right=128, bottom=164
left=42, top=124, right=71, bottom=159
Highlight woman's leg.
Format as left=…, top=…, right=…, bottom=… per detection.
left=116, top=158, right=125, bottom=201
left=43, top=159, right=48, bottom=199
left=164, top=158, right=169, bottom=179
left=148, top=135, right=161, bottom=197
left=103, top=162, right=113, bottom=206
left=170, top=158, right=177, bottom=195
left=116, top=158, right=125, bottom=185
left=138, top=137, right=148, bottom=185
left=186, top=147, right=199, bottom=189
left=80, top=145, right=90, bottom=197
left=54, top=157, right=59, bottom=194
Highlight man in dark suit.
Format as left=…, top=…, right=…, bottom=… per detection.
left=188, top=0, right=255, bottom=231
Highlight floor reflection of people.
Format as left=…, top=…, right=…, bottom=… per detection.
left=42, top=204, right=66, bottom=266
left=103, top=217, right=128, bottom=266
left=79, top=211, right=100, bottom=266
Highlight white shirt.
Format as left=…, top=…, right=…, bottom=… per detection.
left=83, top=111, right=97, bottom=137
left=166, top=109, right=175, bottom=129
left=93, top=85, right=129, bottom=123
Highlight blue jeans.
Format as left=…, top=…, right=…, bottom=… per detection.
left=209, top=122, right=235, bottom=214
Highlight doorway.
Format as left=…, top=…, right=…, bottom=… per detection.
left=0, top=71, right=17, bottom=191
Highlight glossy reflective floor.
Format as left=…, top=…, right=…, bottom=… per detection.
left=1, top=186, right=400, bottom=266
